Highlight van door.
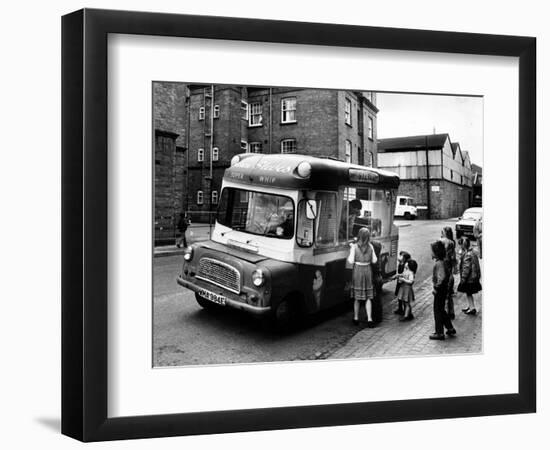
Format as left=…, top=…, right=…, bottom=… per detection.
left=312, top=191, right=349, bottom=309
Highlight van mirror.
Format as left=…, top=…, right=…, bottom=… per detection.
left=305, top=200, right=317, bottom=220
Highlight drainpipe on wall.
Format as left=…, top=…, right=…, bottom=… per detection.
left=184, top=88, right=191, bottom=213
left=269, top=88, right=273, bottom=154
left=209, top=85, right=214, bottom=228
left=425, top=134, right=431, bottom=220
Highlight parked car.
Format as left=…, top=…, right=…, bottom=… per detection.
left=455, top=207, right=482, bottom=239
left=394, top=195, right=417, bottom=220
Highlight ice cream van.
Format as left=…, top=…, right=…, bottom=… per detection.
left=177, top=153, right=400, bottom=328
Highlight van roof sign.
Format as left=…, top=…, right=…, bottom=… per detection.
left=349, top=168, right=380, bottom=184
left=225, top=153, right=399, bottom=190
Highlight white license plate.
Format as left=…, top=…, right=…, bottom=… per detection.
left=197, top=288, right=227, bottom=306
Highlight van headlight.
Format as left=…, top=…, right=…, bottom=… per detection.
left=252, top=269, right=265, bottom=287
left=183, top=246, right=194, bottom=261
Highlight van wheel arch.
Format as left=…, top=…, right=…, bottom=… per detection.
left=270, top=292, right=305, bottom=332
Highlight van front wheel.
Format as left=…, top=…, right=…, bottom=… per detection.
left=271, top=295, right=304, bottom=332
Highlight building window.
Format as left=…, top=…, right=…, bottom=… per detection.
left=197, top=148, right=204, bottom=162
left=281, top=97, right=297, bottom=123
left=197, top=190, right=204, bottom=205
left=241, top=100, right=248, bottom=120
left=213, top=105, right=220, bottom=118
left=212, top=190, right=218, bottom=205
left=368, top=116, right=374, bottom=140
left=345, top=140, right=352, bottom=163
left=249, top=142, right=263, bottom=153
left=369, top=151, right=374, bottom=167
left=366, top=91, right=373, bottom=103
left=249, top=102, right=262, bottom=126
left=281, top=139, right=297, bottom=154
left=345, top=98, right=352, bottom=126
left=240, top=140, right=248, bottom=152
left=212, top=147, right=219, bottom=161
left=199, top=106, right=205, bottom=120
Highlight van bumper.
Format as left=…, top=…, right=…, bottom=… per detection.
left=177, top=276, right=272, bottom=317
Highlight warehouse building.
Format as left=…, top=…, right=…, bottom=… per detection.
left=377, top=134, right=474, bottom=219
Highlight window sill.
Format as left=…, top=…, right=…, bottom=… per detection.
left=280, top=121, right=297, bottom=125
left=248, top=124, right=263, bottom=128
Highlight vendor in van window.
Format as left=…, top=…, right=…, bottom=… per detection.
left=266, top=200, right=294, bottom=237
left=339, top=199, right=362, bottom=240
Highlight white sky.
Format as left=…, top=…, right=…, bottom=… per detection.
left=376, top=92, right=483, bottom=167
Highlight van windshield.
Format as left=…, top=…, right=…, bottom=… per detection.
left=217, top=188, right=295, bottom=239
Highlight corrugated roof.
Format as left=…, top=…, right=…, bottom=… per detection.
left=378, top=133, right=449, bottom=152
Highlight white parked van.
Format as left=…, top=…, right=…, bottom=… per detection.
left=394, top=196, right=417, bottom=220
left=455, top=207, right=482, bottom=239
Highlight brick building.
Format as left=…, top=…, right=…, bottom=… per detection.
left=153, top=82, right=187, bottom=245
left=377, top=134, right=474, bottom=219
left=185, top=84, right=379, bottom=221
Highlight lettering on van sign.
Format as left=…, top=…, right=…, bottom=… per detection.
left=259, top=175, right=277, bottom=184
left=349, top=168, right=379, bottom=184
left=255, top=161, right=294, bottom=173
left=227, top=170, right=244, bottom=180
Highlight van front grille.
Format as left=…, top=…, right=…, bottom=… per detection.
left=196, top=258, right=241, bottom=294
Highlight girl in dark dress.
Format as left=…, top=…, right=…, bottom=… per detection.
left=458, top=237, right=482, bottom=315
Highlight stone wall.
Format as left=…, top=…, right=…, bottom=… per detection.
left=398, top=179, right=472, bottom=219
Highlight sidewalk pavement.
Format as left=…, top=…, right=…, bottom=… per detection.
left=327, top=274, right=483, bottom=360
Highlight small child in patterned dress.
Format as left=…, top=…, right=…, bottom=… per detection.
left=397, top=259, right=418, bottom=321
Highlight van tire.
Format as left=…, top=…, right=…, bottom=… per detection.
left=456, top=230, right=463, bottom=239
left=404, top=212, right=411, bottom=220
left=270, top=294, right=304, bottom=332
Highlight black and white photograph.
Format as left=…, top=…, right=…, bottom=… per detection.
left=2, top=0, right=544, bottom=447
left=153, top=84, right=483, bottom=367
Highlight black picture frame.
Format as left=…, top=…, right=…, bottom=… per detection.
left=62, top=8, right=536, bottom=442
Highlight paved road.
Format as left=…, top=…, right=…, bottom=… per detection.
left=153, top=219, right=480, bottom=366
